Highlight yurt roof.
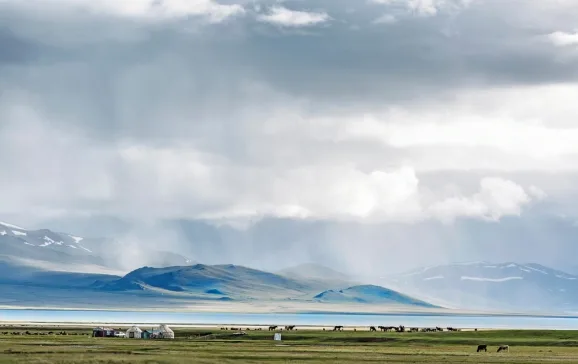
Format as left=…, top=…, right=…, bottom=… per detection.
left=158, top=324, right=174, bottom=333
left=127, top=326, right=142, bottom=332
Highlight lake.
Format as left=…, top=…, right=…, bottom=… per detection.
left=2, top=309, right=578, bottom=329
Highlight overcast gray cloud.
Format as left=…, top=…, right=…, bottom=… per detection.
left=1, top=0, right=578, bottom=273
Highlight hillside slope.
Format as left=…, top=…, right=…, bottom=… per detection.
left=314, top=284, right=437, bottom=307
left=0, top=257, right=120, bottom=289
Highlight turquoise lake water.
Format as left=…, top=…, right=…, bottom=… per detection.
left=2, top=309, right=578, bottom=329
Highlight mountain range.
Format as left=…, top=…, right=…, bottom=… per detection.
left=0, top=221, right=435, bottom=310
left=3, top=221, right=578, bottom=313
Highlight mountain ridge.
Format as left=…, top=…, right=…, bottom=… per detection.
left=382, top=261, right=578, bottom=312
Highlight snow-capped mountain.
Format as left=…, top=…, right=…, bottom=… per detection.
left=381, top=262, right=578, bottom=312
left=0, top=221, right=193, bottom=273
left=0, top=221, right=106, bottom=268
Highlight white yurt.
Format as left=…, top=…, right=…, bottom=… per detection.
left=126, top=326, right=143, bottom=339
left=154, top=324, right=175, bottom=339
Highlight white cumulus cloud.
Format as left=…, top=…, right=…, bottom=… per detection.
left=548, top=31, right=578, bottom=47
left=257, top=6, right=330, bottom=27
left=429, top=178, right=533, bottom=223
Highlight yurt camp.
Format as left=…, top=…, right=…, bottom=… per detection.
left=125, top=326, right=143, bottom=339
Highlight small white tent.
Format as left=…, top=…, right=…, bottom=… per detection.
left=126, top=326, right=143, bottom=339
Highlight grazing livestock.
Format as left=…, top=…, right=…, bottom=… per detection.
left=497, top=345, right=509, bottom=353
left=370, top=326, right=377, bottom=332
left=333, top=326, right=344, bottom=331
left=268, top=326, right=278, bottom=331
left=477, top=345, right=487, bottom=352
left=285, top=325, right=296, bottom=331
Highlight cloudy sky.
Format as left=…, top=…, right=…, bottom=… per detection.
left=1, top=0, right=578, bottom=274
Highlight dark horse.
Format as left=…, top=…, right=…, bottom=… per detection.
left=268, top=326, right=278, bottom=331
left=333, top=326, right=344, bottom=331
left=369, top=326, right=377, bottom=332
left=477, top=345, right=487, bottom=352
left=285, top=325, right=296, bottom=331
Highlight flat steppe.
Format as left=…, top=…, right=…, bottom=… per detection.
left=1, top=325, right=578, bottom=363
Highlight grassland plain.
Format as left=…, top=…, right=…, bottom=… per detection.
left=2, top=327, right=578, bottom=363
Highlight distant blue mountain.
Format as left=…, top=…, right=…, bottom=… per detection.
left=314, top=285, right=437, bottom=307
left=99, top=264, right=319, bottom=299
left=0, top=259, right=119, bottom=289
left=99, top=264, right=436, bottom=307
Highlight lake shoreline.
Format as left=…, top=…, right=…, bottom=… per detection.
left=2, top=308, right=578, bottom=330
left=0, top=304, right=575, bottom=319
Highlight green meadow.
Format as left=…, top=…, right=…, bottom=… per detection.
left=2, top=326, right=578, bottom=363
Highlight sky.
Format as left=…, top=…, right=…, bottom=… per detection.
left=1, top=0, right=578, bottom=275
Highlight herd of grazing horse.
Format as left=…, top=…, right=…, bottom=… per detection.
left=220, top=325, right=510, bottom=352
left=220, top=325, right=473, bottom=333
left=222, top=325, right=470, bottom=334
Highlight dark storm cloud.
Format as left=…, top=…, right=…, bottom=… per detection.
left=1, top=0, right=576, bottom=141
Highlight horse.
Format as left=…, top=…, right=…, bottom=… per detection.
left=477, top=345, right=487, bottom=352
left=370, top=326, right=377, bottom=332
left=268, top=326, right=278, bottom=331
left=333, top=326, right=344, bottom=331
left=497, top=345, right=509, bottom=353
left=285, top=325, right=296, bottom=331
